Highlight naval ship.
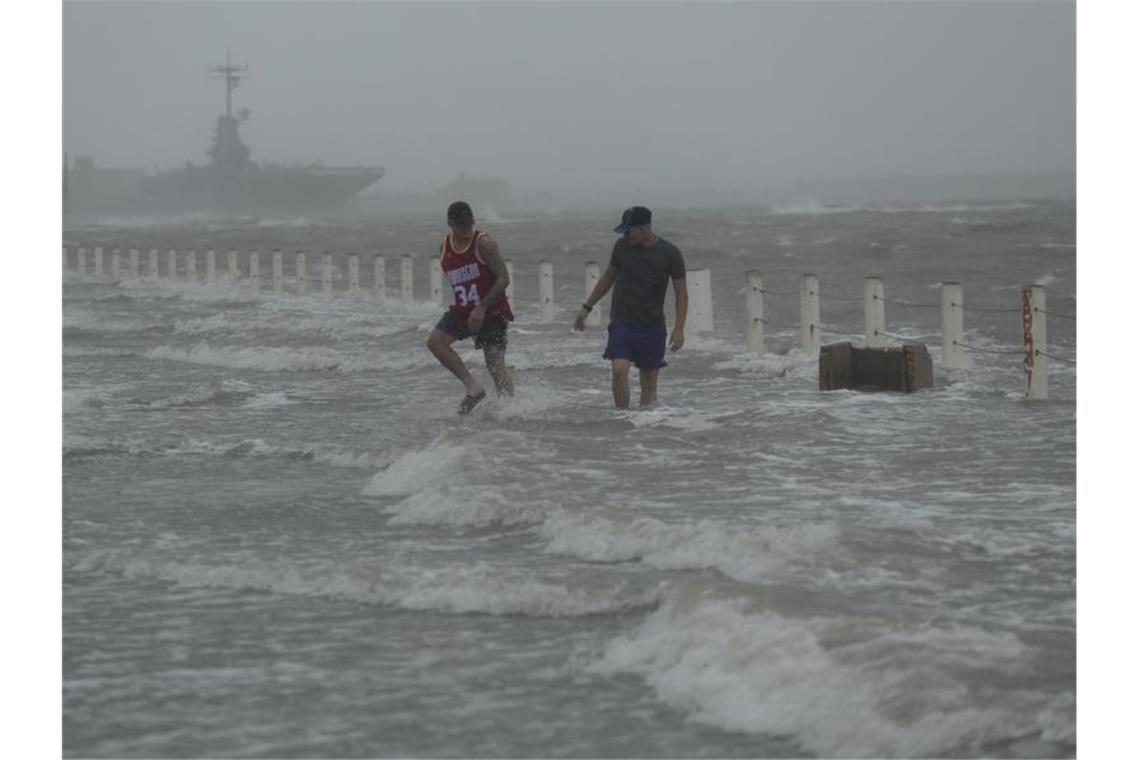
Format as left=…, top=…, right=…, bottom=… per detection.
left=67, top=54, right=384, bottom=219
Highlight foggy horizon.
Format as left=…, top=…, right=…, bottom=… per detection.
left=64, top=1, right=1075, bottom=203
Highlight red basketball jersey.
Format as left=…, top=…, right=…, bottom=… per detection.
left=440, top=230, right=514, bottom=326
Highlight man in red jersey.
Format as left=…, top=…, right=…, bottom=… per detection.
left=427, top=201, right=515, bottom=415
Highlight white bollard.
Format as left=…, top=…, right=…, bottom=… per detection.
left=93, top=246, right=104, bottom=278
left=400, top=255, right=414, bottom=304
left=864, top=276, right=885, bottom=348
left=148, top=248, right=159, bottom=278
left=249, top=250, right=261, bottom=289
left=374, top=255, right=387, bottom=304
left=941, top=282, right=966, bottom=370
left=186, top=250, right=197, bottom=281
left=110, top=248, right=121, bottom=280
left=800, top=274, right=821, bottom=354
left=322, top=252, right=333, bottom=294
left=539, top=261, right=555, bottom=323
left=1023, top=286, right=1048, bottom=401
left=129, top=248, right=139, bottom=279
left=77, top=247, right=87, bottom=275
left=205, top=250, right=216, bottom=282
left=295, top=251, right=307, bottom=293
left=584, top=261, right=602, bottom=327
left=348, top=254, right=360, bottom=294
left=687, top=268, right=714, bottom=334
left=228, top=250, right=239, bottom=279
left=272, top=250, right=284, bottom=293
left=746, top=270, right=766, bottom=353
left=429, top=257, right=444, bottom=305
left=505, top=259, right=514, bottom=301
left=167, top=248, right=178, bottom=279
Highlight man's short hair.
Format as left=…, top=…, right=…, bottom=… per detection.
left=447, top=201, right=475, bottom=226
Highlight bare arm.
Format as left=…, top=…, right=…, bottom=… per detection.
left=476, top=235, right=510, bottom=307
left=670, top=276, right=688, bottom=351
left=468, top=235, right=509, bottom=331
left=586, top=265, right=617, bottom=308
left=575, top=265, right=617, bottom=330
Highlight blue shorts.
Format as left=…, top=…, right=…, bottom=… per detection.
left=603, top=318, right=668, bottom=370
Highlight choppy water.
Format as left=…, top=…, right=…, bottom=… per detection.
left=63, top=202, right=1076, bottom=758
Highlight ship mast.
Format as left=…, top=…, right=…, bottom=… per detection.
left=211, top=49, right=247, bottom=120
left=206, top=49, right=251, bottom=169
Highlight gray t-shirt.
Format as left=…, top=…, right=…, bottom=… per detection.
left=608, top=236, right=686, bottom=325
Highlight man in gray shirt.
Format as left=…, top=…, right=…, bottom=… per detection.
left=574, top=206, right=689, bottom=408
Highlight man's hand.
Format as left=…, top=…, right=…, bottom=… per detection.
left=670, top=326, right=685, bottom=352
left=573, top=308, right=588, bottom=332
left=469, top=304, right=487, bottom=333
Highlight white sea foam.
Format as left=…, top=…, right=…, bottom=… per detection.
left=62, top=433, right=395, bottom=469
left=616, top=406, right=725, bottom=432
left=63, top=388, right=110, bottom=413
left=591, top=592, right=1051, bottom=757
left=243, top=391, right=290, bottom=408
left=361, top=439, right=469, bottom=496
left=383, top=486, right=553, bottom=528
left=539, top=511, right=840, bottom=580
left=712, top=350, right=817, bottom=380
left=145, top=343, right=345, bottom=372
left=142, top=341, right=431, bottom=373
left=71, top=550, right=658, bottom=617
left=63, top=306, right=158, bottom=334
left=256, top=216, right=326, bottom=227
left=771, top=201, right=863, bottom=216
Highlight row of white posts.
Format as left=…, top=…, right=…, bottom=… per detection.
left=744, top=272, right=1055, bottom=400
left=65, top=246, right=714, bottom=327
left=65, top=246, right=1058, bottom=399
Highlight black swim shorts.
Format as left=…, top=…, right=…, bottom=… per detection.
left=435, top=309, right=510, bottom=351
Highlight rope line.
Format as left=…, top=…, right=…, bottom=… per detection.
left=811, top=291, right=863, bottom=303
left=1035, top=308, right=1076, bottom=321
left=758, top=289, right=800, bottom=297
left=954, top=303, right=1021, bottom=314
left=1036, top=349, right=1077, bottom=365
left=954, top=340, right=1024, bottom=355
left=873, top=295, right=941, bottom=309
left=879, top=330, right=938, bottom=341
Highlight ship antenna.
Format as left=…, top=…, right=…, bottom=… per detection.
left=211, top=48, right=248, bottom=119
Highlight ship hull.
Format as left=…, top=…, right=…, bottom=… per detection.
left=134, top=165, right=385, bottom=217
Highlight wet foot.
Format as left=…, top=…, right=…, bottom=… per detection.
left=457, top=389, right=487, bottom=416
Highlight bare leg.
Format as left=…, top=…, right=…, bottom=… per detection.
left=639, top=368, right=659, bottom=407
left=427, top=329, right=483, bottom=397
left=483, top=348, right=514, bottom=396
left=611, top=359, right=631, bottom=409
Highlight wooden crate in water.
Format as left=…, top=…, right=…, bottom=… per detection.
left=819, top=342, right=933, bottom=392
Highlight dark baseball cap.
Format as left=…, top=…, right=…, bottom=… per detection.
left=447, top=201, right=475, bottom=225
left=614, top=206, right=652, bottom=233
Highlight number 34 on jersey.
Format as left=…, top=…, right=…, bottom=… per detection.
left=453, top=283, right=480, bottom=306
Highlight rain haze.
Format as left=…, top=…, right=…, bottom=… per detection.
left=61, top=3, right=1085, bottom=759
left=64, top=1, right=1074, bottom=207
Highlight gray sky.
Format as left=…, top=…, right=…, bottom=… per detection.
left=63, top=1, right=1074, bottom=196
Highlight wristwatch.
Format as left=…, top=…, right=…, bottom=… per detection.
left=581, top=302, right=593, bottom=313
